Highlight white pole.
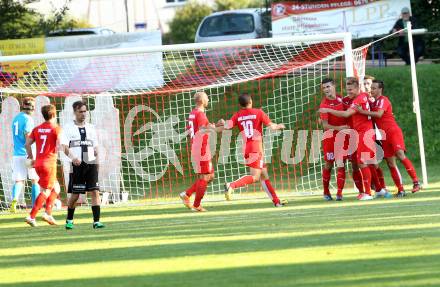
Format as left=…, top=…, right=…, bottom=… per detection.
left=343, top=33, right=354, bottom=77
left=407, top=22, right=428, bottom=187
left=341, top=32, right=357, bottom=191
left=0, top=33, right=351, bottom=63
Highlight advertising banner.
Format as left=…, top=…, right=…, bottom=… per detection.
left=272, top=0, right=411, bottom=39
left=0, top=38, right=45, bottom=78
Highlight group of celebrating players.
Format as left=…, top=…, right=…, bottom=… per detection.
left=318, top=75, right=421, bottom=201
left=8, top=74, right=421, bottom=224
left=181, top=76, right=421, bottom=211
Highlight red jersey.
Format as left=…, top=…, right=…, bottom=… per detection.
left=371, top=95, right=399, bottom=132
left=349, top=92, right=373, bottom=132
left=188, top=108, right=210, bottom=157
left=319, top=95, right=347, bottom=128
left=342, top=96, right=355, bottom=128
left=229, top=108, right=271, bottom=153
left=29, top=122, right=61, bottom=166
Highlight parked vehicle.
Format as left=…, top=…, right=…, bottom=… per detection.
left=195, top=8, right=271, bottom=43
left=48, top=28, right=115, bottom=37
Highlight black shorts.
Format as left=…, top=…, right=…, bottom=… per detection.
left=68, top=162, right=100, bottom=194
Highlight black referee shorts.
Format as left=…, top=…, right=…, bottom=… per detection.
left=68, top=162, right=100, bottom=194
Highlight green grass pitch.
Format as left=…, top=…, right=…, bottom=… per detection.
left=1, top=180, right=440, bottom=287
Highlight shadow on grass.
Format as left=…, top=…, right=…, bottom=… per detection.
left=2, top=254, right=440, bottom=287
left=1, top=219, right=439, bottom=268
left=1, top=185, right=439, bottom=226
left=1, top=190, right=440, bottom=249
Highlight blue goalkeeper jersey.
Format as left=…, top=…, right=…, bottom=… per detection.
left=12, top=112, right=34, bottom=156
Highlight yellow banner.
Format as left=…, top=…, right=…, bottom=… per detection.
left=0, top=38, right=45, bottom=78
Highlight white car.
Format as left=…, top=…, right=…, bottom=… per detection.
left=195, top=8, right=271, bottom=43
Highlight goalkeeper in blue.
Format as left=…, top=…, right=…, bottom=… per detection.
left=10, top=97, right=40, bottom=212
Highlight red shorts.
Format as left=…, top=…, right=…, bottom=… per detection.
left=245, top=151, right=266, bottom=169
left=194, top=160, right=214, bottom=174
left=322, top=131, right=350, bottom=162
left=382, top=127, right=406, bottom=158
left=35, top=163, right=57, bottom=190
left=356, top=131, right=377, bottom=164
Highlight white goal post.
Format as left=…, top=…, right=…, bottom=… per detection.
left=1, top=32, right=364, bottom=207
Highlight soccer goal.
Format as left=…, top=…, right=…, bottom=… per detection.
left=0, top=32, right=360, bottom=209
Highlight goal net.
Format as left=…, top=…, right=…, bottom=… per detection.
left=0, top=33, right=362, bottom=210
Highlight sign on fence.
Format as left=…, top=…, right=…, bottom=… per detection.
left=272, top=0, right=411, bottom=39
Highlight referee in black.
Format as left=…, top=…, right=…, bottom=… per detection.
left=61, top=100, right=104, bottom=229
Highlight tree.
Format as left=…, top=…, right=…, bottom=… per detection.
left=412, top=0, right=440, bottom=58
left=214, top=0, right=262, bottom=11
left=0, top=0, right=89, bottom=40
left=0, top=0, right=42, bottom=39
left=167, top=1, right=212, bottom=44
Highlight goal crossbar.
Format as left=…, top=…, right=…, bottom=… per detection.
left=0, top=33, right=352, bottom=63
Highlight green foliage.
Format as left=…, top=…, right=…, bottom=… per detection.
left=0, top=0, right=42, bottom=39
left=167, top=1, right=212, bottom=44
left=367, top=65, right=440, bottom=166
left=412, top=0, right=440, bottom=58
left=0, top=0, right=90, bottom=40
left=214, top=0, right=262, bottom=11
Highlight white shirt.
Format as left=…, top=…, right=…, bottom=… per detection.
left=61, top=122, right=98, bottom=162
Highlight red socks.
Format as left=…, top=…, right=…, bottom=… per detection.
left=352, top=169, right=364, bottom=193
left=360, top=167, right=372, bottom=195
left=401, top=158, right=419, bottom=182
left=230, top=175, right=254, bottom=189
left=389, top=166, right=404, bottom=191
left=45, top=190, right=58, bottom=215
left=185, top=180, right=198, bottom=197
left=336, top=168, right=345, bottom=196
left=322, top=168, right=331, bottom=195
left=376, top=167, right=386, bottom=189
left=261, top=179, right=280, bottom=204
left=193, top=179, right=207, bottom=208
left=369, top=166, right=383, bottom=192
left=30, top=193, right=47, bottom=219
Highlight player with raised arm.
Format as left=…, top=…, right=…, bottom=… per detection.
left=61, top=100, right=104, bottom=229
left=364, top=75, right=392, bottom=198
left=223, top=93, right=287, bottom=207
left=356, top=80, right=421, bottom=196
left=25, top=105, right=61, bottom=226
left=10, top=97, right=40, bottom=212
left=179, top=92, right=215, bottom=212
left=321, top=77, right=384, bottom=200
left=319, top=78, right=350, bottom=201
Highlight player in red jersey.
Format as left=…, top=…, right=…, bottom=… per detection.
left=319, top=78, right=350, bottom=201
left=364, top=75, right=376, bottom=104
left=222, top=93, right=287, bottom=207
left=364, top=75, right=392, bottom=198
left=321, top=77, right=384, bottom=200
left=24, top=105, right=61, bottom=226
left=180, top=92, right=216, bottom=212
left=355, top=80, right=421, bottom=196
left=340, top=82, right=369, bottom=198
